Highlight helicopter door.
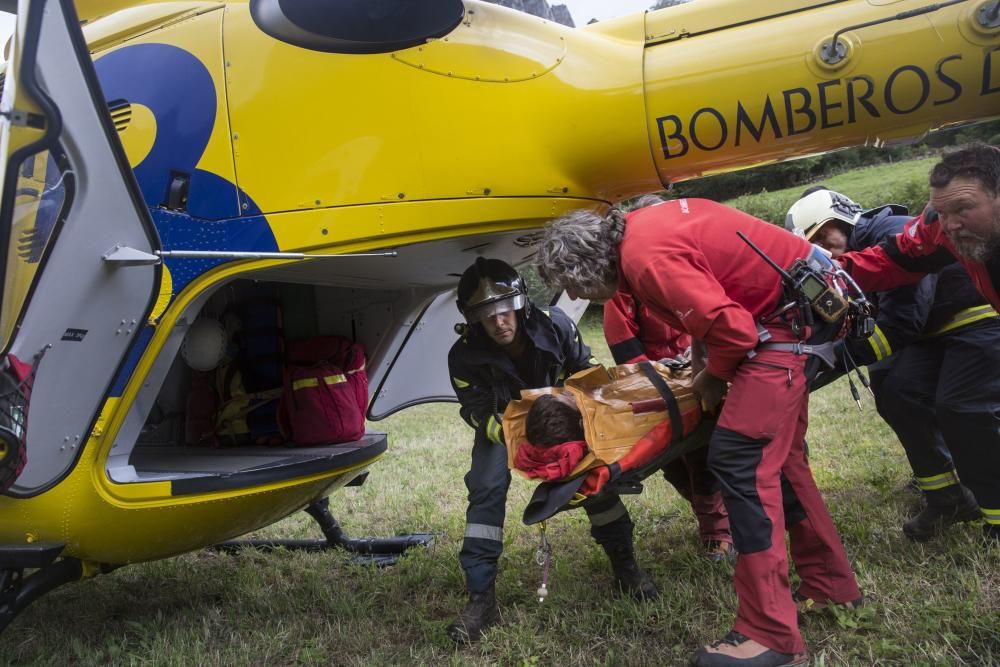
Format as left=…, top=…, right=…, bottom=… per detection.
left=367, top=290, right=461, bottom=420
left=0, top=0, right=159, bottom=494
left=367, top=288, right=590, bottom=420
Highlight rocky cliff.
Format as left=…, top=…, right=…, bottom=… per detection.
left=484, top=0, right=575, bottom=28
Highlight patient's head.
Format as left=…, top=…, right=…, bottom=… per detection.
left=525, top=393, right=584, bottom=447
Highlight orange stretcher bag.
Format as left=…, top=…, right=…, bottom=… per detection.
left=502, top=360, right=710, bottom=524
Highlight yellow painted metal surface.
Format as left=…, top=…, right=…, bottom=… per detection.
left=223, top=0, right=657, bottom=214
left=82, top=2, right=220, bottom=53
left=75, top=0, right=222, bottom=24
left=642, top=0, right=1000, bottom=183
left=643, top=0, right=845, bottom=43
left=392, top=5, right=566, bottom=82
left=0, top=447, right=371, bottom=563
left=266, top=195, right=596, bottom=254
left=94, top=9, right=240, bottom=218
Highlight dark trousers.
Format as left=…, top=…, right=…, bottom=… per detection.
left=871, top=360, right=955, bottom=491
left=708, top=338, right=860, bottom=655
left=874, top=320, right=1000, bottom=520
left=662, top=446, right=732, bottom=543
left=460, top=437, right=634, bottom=593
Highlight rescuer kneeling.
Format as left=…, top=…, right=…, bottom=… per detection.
left=537, top=201, right=863, bottom=667
left=838, top=143, right=1000, bottom=545
left=788, top=187, right=1000, bottom=543
left=445, top=258, right=656, bottom=644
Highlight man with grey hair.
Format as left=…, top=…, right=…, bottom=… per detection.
left=537, top=199, right=862, bottom=667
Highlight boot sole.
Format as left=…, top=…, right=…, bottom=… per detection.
left=690, top=650, right=808, bottom=666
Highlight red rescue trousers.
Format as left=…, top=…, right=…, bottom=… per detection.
left=662, top=447, right=732, bottom=544
left=708, top=328, right=861, bottom=655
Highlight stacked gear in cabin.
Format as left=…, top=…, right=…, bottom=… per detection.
left=446, top=258, right=655, bottom=644
left=182, top=290, right=286, bottom=447
left=216, top=290, right=286, bottom=446
left=788, top=188, right=1000, bottom=543
left=181, top=318, right=228, bottom=445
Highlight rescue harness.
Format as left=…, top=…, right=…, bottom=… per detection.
left=740, top=232, right=877, bottom=408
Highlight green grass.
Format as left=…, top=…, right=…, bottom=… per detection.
left=4, top=157, right=1000, bottom=665
left=726, top=156, right=938, bottom=226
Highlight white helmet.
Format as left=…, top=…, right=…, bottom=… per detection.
left=785, top=188, right=863, bottom=241
left=181, top=318, right=229, bottom=371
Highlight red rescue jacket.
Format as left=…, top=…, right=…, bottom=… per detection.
left=840, top=208, right=1000, bottom=311
left=618, top=199, right=812, bottom=381
left=603, top=289, right=691, bottom=364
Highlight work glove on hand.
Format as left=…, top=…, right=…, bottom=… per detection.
left=692, top=369, right=727, bottom=414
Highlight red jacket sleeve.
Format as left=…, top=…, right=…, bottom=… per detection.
left=841, top=212, right=957, bottom=292
left=635, top=251, right=758, bottom=382
left=603, top=291, right=649, bottom=364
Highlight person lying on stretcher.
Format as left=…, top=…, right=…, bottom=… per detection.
left=502, top=361, right=709, bottom=515
left=514, top=393, right=589, bottom=479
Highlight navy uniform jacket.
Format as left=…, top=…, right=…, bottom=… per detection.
left=846, top=206, right=988, bottom=366
left=448, top=306, right=593, bottom=448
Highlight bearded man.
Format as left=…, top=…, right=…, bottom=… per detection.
left=842, top=143, right=1000, bottom=312
left=838, top=144, right=1000, bottom=545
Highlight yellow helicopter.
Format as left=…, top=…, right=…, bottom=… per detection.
left=0, top=0, right=996, bottom=632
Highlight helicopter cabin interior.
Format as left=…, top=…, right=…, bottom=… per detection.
left=107, top=232, right=548, bottom=494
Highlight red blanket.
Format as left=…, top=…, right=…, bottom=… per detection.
left=514, top=440, right=588, bottom=481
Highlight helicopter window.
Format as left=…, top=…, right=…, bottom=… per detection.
left=249, top=0, right=466, bottom=55
left=0, top=147, right=74, bottom=351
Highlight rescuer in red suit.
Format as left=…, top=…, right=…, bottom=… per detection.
left=537, top=199, right=862, bottom=667
left=603, top=201, right=734, bottom=562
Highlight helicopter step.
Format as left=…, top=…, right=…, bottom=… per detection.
left=0, top=544, right=83, bottom=633
left=213, top=496, right=434, bottom=567
left=125, top=435, right=391, bottom=495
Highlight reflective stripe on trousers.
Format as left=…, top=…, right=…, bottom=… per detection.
left=459, top=436, right=635, bottom=592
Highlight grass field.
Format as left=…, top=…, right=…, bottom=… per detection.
left=3, top=158, right=999, bottom=665
left=725, top=156, right=939, bottom=226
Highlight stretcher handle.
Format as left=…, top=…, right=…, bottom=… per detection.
left=630, top=398, right=666, bottom=415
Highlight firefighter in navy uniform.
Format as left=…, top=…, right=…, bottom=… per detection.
left=445, top=258, right=656, bottom=644
left=789, top=187, right=1000, bottom=542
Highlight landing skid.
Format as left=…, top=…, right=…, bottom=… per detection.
left=0, top=544, right=82, bottom=633
left=214, top=497, right=434, bottom=566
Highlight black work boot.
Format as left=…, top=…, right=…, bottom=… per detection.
left=603, top=543, right=658, bottom=601
left=446, top=584, right=500, bottom=644
left=903, top=484, right=981, bottom=542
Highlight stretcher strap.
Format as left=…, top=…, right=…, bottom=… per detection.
left=638, top=361, right=682, bottom=445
